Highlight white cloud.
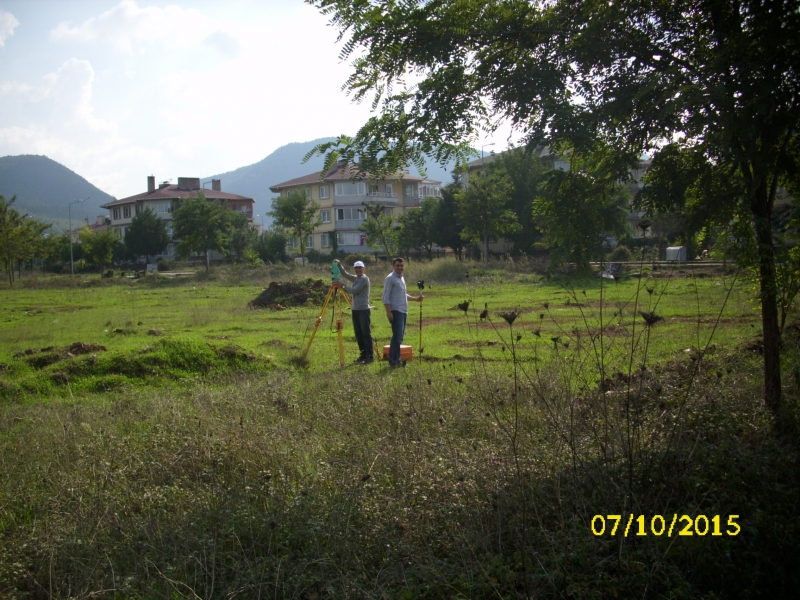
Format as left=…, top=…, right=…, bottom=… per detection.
left=3, top=2, right=378, bottom=197
left=50, top=0, right=222, bottom=55
left=0, top=58, right=122, bottom=187
left=0, top=9, right=19, bottom=47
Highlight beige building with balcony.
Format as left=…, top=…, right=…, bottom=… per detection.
left=101, top=176, right=256, bottom=257
left=269, top=161, right=441, bottom=255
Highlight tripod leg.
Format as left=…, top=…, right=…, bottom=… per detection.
left=303, top=285, right=336, bottom=356
left=335, top=289, right=345, bottom=367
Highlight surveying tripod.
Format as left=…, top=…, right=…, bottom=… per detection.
left=303, top=272, right=382, bottom=367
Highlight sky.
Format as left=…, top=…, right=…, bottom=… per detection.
left=0, top=0, right=508, bottom=199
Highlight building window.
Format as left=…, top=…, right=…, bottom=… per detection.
left=305, top=187, right=312, bottom=199
left=135, top=204, right=142, bottom=214
left=307, top=234, right=313, bottom=249
left=320, top=209, right=331, bottom=223
left=321, top=232, right=332, bottom=248
left=336, top=232, right=363, bottom=246
left=335, top=182, right=366, bottom=196
left=405, top=185, right=417, bottom=198
left=113, top=208, right=120, bottom=220
left=156, top=202, right=171, bottom=213
left=123, top=206, right=131, bottom=218
left=336, top=207, right=366, bottom=221
left=319, top=185, right=330, bottom=199
left=419, top=184, right=440, bottom=198
left=385, top=184, right=393, bottom=195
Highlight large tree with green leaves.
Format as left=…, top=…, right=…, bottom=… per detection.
left=254, top=228, right=289, bottom=264
left=172, top=193, right=230, bottom=271
left=227, top=212, right=259, bottom=263
left=268, top=189, right=320, bottom=260
left=360, top=203, right=397, bottom=259
left=455, top=164, right=518, bottom=261
left=396, top=197, right=438, bottom=260
left=309, top=0, right=800, bottom=412
left=431, top=177, right=466, bottom=260
left=535, top=173, right=630, bottom=272
left=497, top=148, right=549, bottom=257
left=79, top=227, right=119, bottom=272
left=0, top=195, right=50, bottom=284
left=124, top=207, right=170, bottom=265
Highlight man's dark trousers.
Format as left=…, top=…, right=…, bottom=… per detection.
left=352, top=309, right=373, bottom=359
left=388, top=310, right=407, bottom=365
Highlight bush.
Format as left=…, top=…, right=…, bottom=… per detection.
left=303, top=249, right=330, bottom=264
left=344, top=252, right=378, bottom=266
left=608, top=245, right=633, bottom=262
left=157, top=258, right=177, bottom=272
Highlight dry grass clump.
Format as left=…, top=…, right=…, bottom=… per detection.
left=1, top=335, right=798, bottom=598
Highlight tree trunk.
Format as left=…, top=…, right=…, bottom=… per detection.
left=205, top=250, right=210, bottom=271
left=751, top=181, right=782, bottom=412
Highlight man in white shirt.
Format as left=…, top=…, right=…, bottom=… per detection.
left=382, top=257, right=423, bottom=367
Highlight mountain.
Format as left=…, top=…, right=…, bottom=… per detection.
left=0, top=155, right=116, bottom=233
left=202, top=138, right=460, bottom=227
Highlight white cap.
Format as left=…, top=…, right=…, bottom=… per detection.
left=353, top=260, right=365, bottom=268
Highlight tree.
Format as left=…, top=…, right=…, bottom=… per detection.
left=309, top=0, right=800, bottom=411
left=0, top=195, right=50, bottom=284
left=172, top=193, right=230, bottom=271
left=254, top=228, right=288, bottom=264
left=227, top=212, right=258, bottom=263
left=497, top=148, right=549, bottom=257
left=268, top=189, right=320, bottom=259
left=455, top=164, right=518, bottom=261
left=124, top=207, right=170, bottom=265
left=360, top=203, right=398, bottom=259
left=396, top=197, right=438, bottom=260
left=431, top=177, right=466, bottom=260
left=79, top=227, right=119, bottom=272
left=534, top=147, right=635, bottom=272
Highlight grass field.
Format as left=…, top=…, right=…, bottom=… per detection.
left=0, top=259, right=798, bottom=599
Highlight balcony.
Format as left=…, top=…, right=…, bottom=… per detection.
left=333, top=193, right=399, bottom=206
left=335, top=219, right=367, bottom=230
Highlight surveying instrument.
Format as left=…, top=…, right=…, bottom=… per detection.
left=303, top=261, right=382, bottom=367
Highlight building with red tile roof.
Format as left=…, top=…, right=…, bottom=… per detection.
left=270, top=161, right=441, bottom=255
left=101, top=176, right=256, bottom=257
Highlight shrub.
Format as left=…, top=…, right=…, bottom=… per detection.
left=157, top=258, right=177, bottom=272
left=608, top=245, right=633, bottom=262
left=344, top=252, right=377, bottom=266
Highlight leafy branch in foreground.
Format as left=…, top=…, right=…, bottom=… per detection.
left=309, top=0, right=800, bottom=413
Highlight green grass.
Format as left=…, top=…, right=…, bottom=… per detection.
left=0, top=260, right=798, bottom=599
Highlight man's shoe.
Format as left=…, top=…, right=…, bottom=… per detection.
left=361, top=357, right=374, bottom=365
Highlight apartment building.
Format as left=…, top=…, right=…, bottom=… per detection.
left=101, top=176, right=256, bottom=256
left=269, top=161, right=441, bottom=255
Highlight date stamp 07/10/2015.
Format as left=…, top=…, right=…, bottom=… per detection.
left=591, top=514, right=741, bottom=538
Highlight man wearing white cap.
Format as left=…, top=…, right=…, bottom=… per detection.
left=333, top=258, right=373, bottom=364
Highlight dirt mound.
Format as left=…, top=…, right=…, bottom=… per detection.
left=249, top=279, right=328, bottom=309
left=68, top=342, right=107, bottom=355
